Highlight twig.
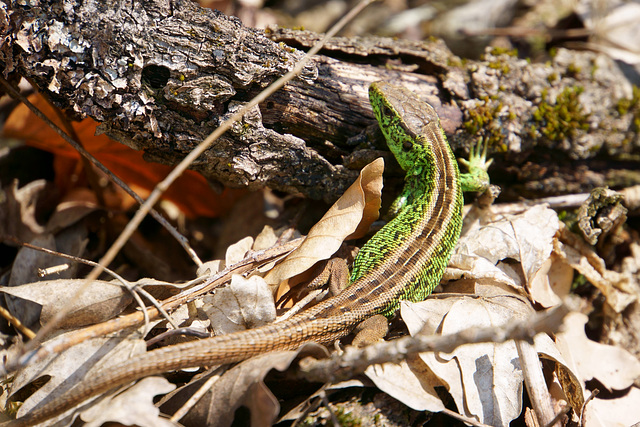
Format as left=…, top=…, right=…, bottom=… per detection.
left=297, top=304, right=570, bottom=383
left=4, top=237, right=303, bottom=374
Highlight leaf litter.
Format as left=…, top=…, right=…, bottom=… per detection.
left=2, top=157, right=639, bottom=426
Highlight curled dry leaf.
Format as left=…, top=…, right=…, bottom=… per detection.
left=553, top=236, right=636, bottom=313
left=0, top=279, right=133, bottom=329
left=263, top=158, right=384, bottom=286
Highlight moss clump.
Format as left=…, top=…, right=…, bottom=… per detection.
left=532, top=87, right=590, bottom=141
left=488, top=46, right=518, bottom=57
left=616, top=85, right=640, bottom=132
left=463, top=97, right=506, bottom=151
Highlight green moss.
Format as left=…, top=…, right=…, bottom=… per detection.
left=334, top=408, right=363, bottom=427
left=463, top=97, right=506, bottom=149
left=487, top=60, right=511, bottom=74
left=571, top=273, right=588, bottom=291
left=532, top=87, right=590, bottom=141
left=565, top=63, right=581, bottom=77
left=488, top=46, right=518, bottom=57
left=615, top=85, right=640, bottom=132
left=547, top=72, right=559, bottom=84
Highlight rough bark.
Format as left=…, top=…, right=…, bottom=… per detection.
left=1, top=0, right=639, bottom=202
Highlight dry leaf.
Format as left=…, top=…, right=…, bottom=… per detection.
left=1, top=279, right=133, bottom=329
left=455, top=205, right=561, bottom=304
left=263, top=158, right=384, bottom=286
left=555, top=312, right=640, bottom=392
left=554, top=239, right=636, bottom=313
left=11, top=334, right=146, bottom=425
left=203, top=274, right=276, bottom=335
left=225, top=236, right=254, bottom=267
left=395, top=264, right=537, bottom=427
left=80, top=377, right=176, bottom=427
left=583, top=386, right=640, bottom=427
left=364, top=357, right=445, bottom=412
left=0, top=179, right=47, bottom=243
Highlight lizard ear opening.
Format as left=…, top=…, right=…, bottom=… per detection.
left=402, top=140, right=413, bottom=151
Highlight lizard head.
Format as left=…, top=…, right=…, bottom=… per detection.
left=369, top=81, right=441, bottom=173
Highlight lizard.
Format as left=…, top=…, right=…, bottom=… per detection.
left=8, top=81, right=491, bottom=426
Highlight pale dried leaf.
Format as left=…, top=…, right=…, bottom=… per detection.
left=225, top=236, right=254, bottom=267
left=583, top=386, right=640, bottom=427
left=204, top=274, right=276, bottom=335
left=12, top=333, right=146, bottom=424
left=447, top=253, right=519, bottom=289
left=81, top=377, right=177, bottom=427
left=263, top=158, right=383, bottom=286
left=402, top=292, right=535, bottom=427
left=455, top=205, right=560, bottom=305
left=253, top=225, right=279, bottom=251
left=554, top=240, right=636, bottom=313
left=197, top=259, right=223, bottom=277
left=529, top=256, right=574, bottom=307
left=365, top=358, right=445, bottom=412
left=0, top=279, right=132, bottom=329
left=555, top=312, right=640, bottom=391
left=347, top=157, right=384, bottom=240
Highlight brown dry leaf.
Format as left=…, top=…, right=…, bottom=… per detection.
left=203, top=274, right=276, bottom=335
left=11, top=334, right=146, bottom=425
left=79, top=377, right=176, bottom=427
left=3, top=93, right=244, bottom=218
left=0, top=279, right=133, bottom=329
left=263, top=158, right=384, bottom=286
left=0, top=179, right=47, bottom=242
left=45, top=187, right=100, bottom=232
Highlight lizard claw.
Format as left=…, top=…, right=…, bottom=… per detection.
left=459, top=137, right=493, bottom=173
left=458, top=138, right=492, bottom=193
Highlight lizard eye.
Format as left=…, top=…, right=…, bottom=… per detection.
left=402, top=140, right=413, bottom=151
left=382, top=105, right=393, bottom=118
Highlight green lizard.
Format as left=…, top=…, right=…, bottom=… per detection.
left=8, top=82, right=491, bottom=426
